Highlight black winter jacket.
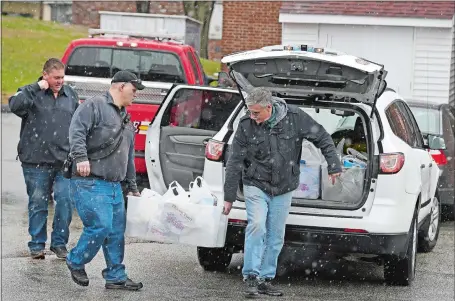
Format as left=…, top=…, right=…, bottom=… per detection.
left=224, top=105, right=342, bottom=202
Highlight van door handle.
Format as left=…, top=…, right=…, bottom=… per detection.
left=429, top=163, right=432, bottom=167
left=420, top=164, right=426, bottom=169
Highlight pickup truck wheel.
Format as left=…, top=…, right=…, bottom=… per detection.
left=384, top=213, right=417, bottom=286
left=197, top=247, right=232, bottom=272
left=418, top=194, right=441, bottom=253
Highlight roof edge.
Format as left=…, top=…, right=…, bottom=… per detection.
left=279, top=13, right=453, bottom=28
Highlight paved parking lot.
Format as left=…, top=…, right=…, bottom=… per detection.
left=2, top=113, right=454, bottom=301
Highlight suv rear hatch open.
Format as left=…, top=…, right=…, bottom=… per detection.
left=221, top=45, right=387, bottom=210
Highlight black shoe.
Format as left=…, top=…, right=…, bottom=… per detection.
left=66, top=261, right=89, bottom=287
left=258, top=279, right=283, bottom=296
left=30, top=250, right=45, bottom=260
left=105, top=278, right=143, bottom=291
left=244, top=275, right=259, bottom=298
left=50, top=246, right=68, bottom=259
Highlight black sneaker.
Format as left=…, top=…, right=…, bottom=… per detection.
left=105, top=278, right=143, bottom=291
left=258, top=279, right=283, bottom=296
left=50, top=246, right=68, bottom=259
left=66, top=261, right=89, bottom=287
left=244, top=275, right=259, bottom=298
left=30, top=250, right=45, bottom=260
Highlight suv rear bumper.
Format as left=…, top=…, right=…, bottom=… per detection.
left=226, top=222, right=409, bottom=256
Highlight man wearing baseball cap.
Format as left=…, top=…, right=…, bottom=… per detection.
left=65, top=70, right=144, bottom=290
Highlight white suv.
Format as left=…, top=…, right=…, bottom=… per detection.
left=144, top=45, right=443, bottom=286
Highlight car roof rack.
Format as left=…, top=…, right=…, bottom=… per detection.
left=87, top=28, right=185, bottom=44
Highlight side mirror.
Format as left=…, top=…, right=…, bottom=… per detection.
left=425, top=134, right=446, bottom=150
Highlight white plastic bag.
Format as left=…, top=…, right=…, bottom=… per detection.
left=158, top=199, right=228, bottom=247
left=293, top=160, right=320, bottom=199
left=321, top=165, right=366, bottom=203
left=301, top=139, right=325, bottom=164
left=125, top=191, right=163, bottom=238
left=162, top=181, right=189, bottom=202
left=189, top=176, right=218, bottom=206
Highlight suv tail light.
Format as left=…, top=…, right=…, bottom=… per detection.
left=205, top=139, right=225, bottom=161
left=429, top=149, right=447, bottom=166
left=379, top=152, right=405, bottom=174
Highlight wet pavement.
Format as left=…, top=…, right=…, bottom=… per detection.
left=1, top=113, right=454, bottom=300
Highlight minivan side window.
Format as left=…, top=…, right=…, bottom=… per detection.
left=161, top=88, right=241, bottom=131
left=386, top=101, right=415, bottom=146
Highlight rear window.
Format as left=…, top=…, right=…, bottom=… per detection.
left=161, top=88, right=241, bottom=131
left=66, top=46, right=186, bottom=83
left=409, top=106, right=441, bottom=135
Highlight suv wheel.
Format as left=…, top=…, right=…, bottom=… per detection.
left=384, top=213, right=417, bottom=286
left=197, top=247, right=233, bottom=272
left=418, top=193, right=441, bottom=252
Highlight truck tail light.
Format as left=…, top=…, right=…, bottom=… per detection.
left=205, top=139, right=225, bottom=161
left=428, top=149, right=447, bottom=166
left=379, top=152, right=405, bottom=174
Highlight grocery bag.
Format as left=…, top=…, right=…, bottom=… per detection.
left=125, top=181, right=228, bottom=248
left=321, top=164, right=366, bottom=203
left=162, top=181, right=189, bottom=202
left=293, top=160, right=320, bottom=199
left=301, top=139, right=325, bottom=164
left=189, top=176, right=218, bottom=206
left=125, top=190, right=164, bottom=238
left=158, top=199, right=228, bottom=247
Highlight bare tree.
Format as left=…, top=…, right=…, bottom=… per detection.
left=183, top=1, right=215, bottom=59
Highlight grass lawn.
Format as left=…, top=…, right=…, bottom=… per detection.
left=1, top=16, right=221, bottom=104
left=1, top=16, right=87, bottom=104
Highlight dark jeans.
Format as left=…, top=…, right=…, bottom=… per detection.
left=22, top=166, right=73, bottom=252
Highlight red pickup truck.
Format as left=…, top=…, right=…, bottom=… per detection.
left=61, top=29, right=214, bottom=189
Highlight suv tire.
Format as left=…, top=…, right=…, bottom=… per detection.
left=197, top=247, right=233, bottom=272
left=418, top=193, right=441, bottom=252
left=384, top=212, right=417, bottom=286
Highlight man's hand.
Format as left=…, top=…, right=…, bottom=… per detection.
left=37, top=79, right=49, bottom=90
left=76, top=161, right=90, bottom=177
left=223, top=201, right=233, bottom=215
left=329, top=172, right=342, bottom=185
left=127, top=191, right=141, bottom=197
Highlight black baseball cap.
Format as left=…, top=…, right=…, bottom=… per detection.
left=111, top=71, right=145, bottom=90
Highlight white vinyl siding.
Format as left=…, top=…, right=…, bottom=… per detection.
left=281, top=23, right=318, bottom=46
left=412, top=27, right=453, bottom=104
left=449, top=21, right=455, bottom=106
left=280, top=21, right=454, bottom=105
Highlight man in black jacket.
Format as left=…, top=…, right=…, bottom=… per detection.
left=65, top=71, right=143, bottom=290
left=9, top=58, right=79, bottom=260
left=222, top=87, right=342, bottom=298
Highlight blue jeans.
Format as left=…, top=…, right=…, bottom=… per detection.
left=66, top=178, right=127, bottom=283
left=22, top=167, right=73, bottom=252
left=242, top=185, right=293, bottom=280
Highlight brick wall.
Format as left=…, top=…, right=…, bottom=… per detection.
left=208, top=40, right=223, bottom=61
left=221, top=1, right=282, bottom=57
